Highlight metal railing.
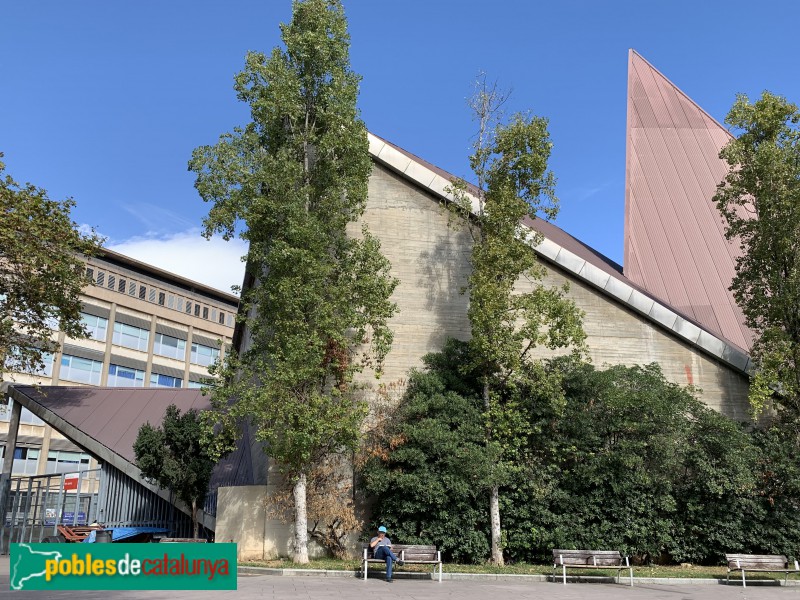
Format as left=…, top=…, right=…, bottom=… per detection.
left=0, top=469, right=101, bottom=554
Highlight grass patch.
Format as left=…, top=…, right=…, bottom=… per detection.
left=240, top=558, right=776, bottom=579
left=240, top=559, right=800, bottom=581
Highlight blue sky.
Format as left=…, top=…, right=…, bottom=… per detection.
left=3, top=1, right=799, bottom=293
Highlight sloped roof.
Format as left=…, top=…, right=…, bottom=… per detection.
left=624, top=49, right=752, bottom=351
left=6, top=385, right=253, bottom=527
left=368, top=132, right=751, bottom=374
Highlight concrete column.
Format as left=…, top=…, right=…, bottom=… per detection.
left=50, top=332, right=66, bottom=384
left=0, top=398, right=22, bottom=519
left=2, top=399, right=22, bottom=476
left=37, top=425, right=53, bottom=475
left=184, top=325, right=194, bottom=385
left=144, top=316, right=157, bottom=386
left=100, top=302, right=117, bottom=386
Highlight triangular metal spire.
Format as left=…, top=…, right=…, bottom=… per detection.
left=623, top=50, right=752, bottom=351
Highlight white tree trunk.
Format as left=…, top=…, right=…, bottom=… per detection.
left=293, top=473, right=310, bottom=564
left=192, top=500, right=199, bottom=540
left=490, top=485, right=503, bottom=565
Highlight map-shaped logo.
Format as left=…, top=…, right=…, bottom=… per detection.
left=10, top=543, right=62, bottom=590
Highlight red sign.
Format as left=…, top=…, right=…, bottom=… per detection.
left=63, top=477, right=78, bottom=491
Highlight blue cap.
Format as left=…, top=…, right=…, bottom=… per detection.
left=378, top=526, right=387, bottom=533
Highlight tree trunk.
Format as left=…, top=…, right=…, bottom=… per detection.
left=484, top=379, right=504, bottom=566
left=293, top=473, right=310, bottom=564
left=192, top=499, right=199, bottom=540
left=489, top=485, right=503, bottom=565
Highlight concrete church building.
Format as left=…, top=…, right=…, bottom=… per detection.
left=216, top=51, right=754, bottom=558
left=0, top=50, right=755, bottom=558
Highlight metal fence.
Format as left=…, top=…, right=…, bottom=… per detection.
left=0, top=469, right=101, bottom=553
left=0, top=463, right=209, bottom=554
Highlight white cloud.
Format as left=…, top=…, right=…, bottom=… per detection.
left=108, top=229, right=248, bottom=295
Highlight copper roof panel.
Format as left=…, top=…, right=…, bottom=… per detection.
left=624, top=50, right=753, bottom=350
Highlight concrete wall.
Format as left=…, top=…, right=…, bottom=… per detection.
left=357, top=163, right=750, bottom=419
left=215, top=482, right=329, bottom=561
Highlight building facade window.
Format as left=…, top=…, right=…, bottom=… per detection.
left=80, top=312, right=108, bottom=341
left=112, top=322, right=150, bottom=352
left=107, top=364, right=145, bottom=387
left=12, top=447, right=39, bottom=475
left=153, top=333, right=186, bottom=360
left=187, top=380, right=204, bottom=389
left=190, top=343, right=219, bottom=367
left=59, top=355, right=103, bottom=385
left=46, top=450, right=91, bottom=474
left=150, top=373, right=182, bottom=388
left=158, top=292, right=165, bottom=306
left=0, top=400, right=45, bottom=425
left=118, top=278, right=127, bottom=293
left=139, top=285, right=147, bottom=300
left=4, top=348, right=54, bottom=378
left=107, top=275, right=115, bottom=290
left=194, top=304, right=201, bottom=317
left=96, top=272, right=105, bottom=287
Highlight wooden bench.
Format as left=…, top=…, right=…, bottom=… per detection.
left=725, top=553, right=800, bottom=587
left=362, top=544, right=443, bottom=582
left=552, top=549, right=633, bottom=585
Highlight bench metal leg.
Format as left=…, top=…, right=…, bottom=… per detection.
left=629, top=567, right=634, bottom=586
left=563, top=564, right=567, bottom=585
left=363, top=560, right=368, bottom=581
left=742, top=570, right=746, bottom=588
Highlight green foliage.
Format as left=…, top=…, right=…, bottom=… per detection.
left=714, top=91, right=800, bottom=419
left=447, top=80, right=586, bottom=384
left=362, top=348, right=800, bottom=564
left=0, top=154, right=102, bottom=380
left=133, top=404, right=218, bottom=538
left=189, top=0, right=397, bottom=473
left=360, top=340, right=493, bottom=562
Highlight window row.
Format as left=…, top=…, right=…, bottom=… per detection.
left=107, top=364, right=183, bottom=388
left=7, top=348, right=213, bottom=387
left=85, top=267, right=235, bottom=327
left=61, top=356, right=204, bottom=388
left=0, top=446, right=92, bottom=476
left=77, top=312, right=221, bottom=364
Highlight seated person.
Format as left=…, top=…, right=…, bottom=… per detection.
left=370, top=525, right=404, bottom=582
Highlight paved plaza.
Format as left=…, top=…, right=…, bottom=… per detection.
left=0, top=557, right=799, bottom=600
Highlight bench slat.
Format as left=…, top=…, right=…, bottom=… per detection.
left=553, top=549, right=623, bottom=566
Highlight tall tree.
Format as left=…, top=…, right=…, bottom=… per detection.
left=447, top=77, right=586, bottom=564
left=134, top=404, right=218, bottom=539
left=0, top=155, right=102, bottom=380
left=189, top=0, right=397, bottom=563
left=714, top=92, right=800, bottom=420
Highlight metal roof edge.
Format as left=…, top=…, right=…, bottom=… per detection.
left=367, top=132, right=751, bottom=376
left=6, top=386, right=215, bottom=530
